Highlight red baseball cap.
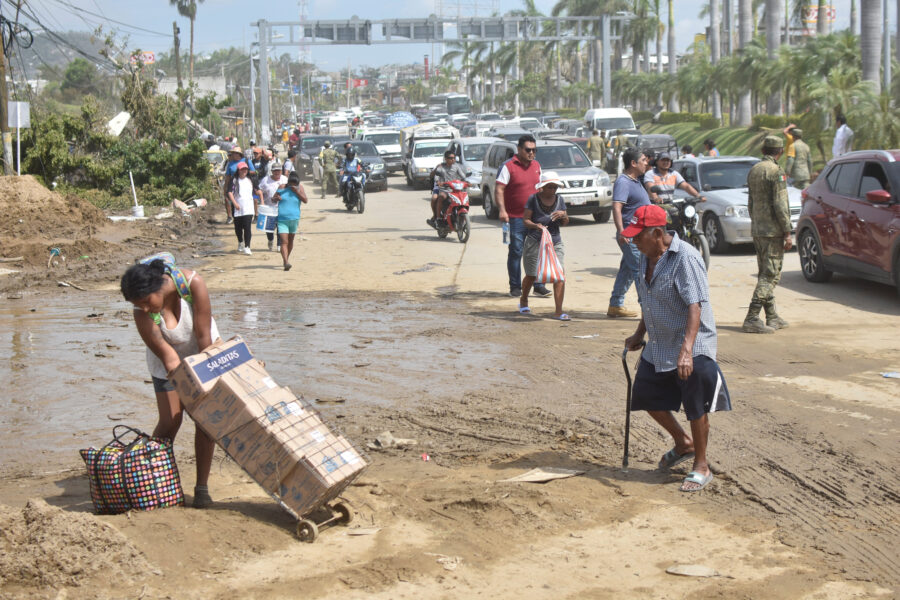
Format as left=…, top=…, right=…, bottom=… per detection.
left=622, top=204, right=667, bottom=238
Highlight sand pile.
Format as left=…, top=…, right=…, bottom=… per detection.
left=0, top=498, right=156, bottom=588
left=0, top=175, right=111, bottom=266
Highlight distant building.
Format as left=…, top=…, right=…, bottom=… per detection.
left=157, top=76, right=228, bottom=99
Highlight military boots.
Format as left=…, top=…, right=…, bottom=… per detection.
left=764, top=301, right=789, bottom=330
left=742, top=301, right=776, bottom=334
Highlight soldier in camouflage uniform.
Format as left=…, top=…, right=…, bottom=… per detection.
left=319, top=141, right=340, bottom=199
left=785, top=128, right=813, bottom=190
left=743, top=135, right=793, bottom=334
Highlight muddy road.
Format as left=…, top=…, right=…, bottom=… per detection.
left=0, top=176, right=897, bottom=599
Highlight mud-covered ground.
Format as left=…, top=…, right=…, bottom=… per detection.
left=0, top=176, right=897, bottom=599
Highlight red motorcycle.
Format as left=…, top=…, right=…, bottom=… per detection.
left=436, top=180, right=471, bottom=243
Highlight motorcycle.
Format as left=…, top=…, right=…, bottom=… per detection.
left=651, top=186, right=710, bottom=270
left=341, top=164, right=369, bottom=214
left=435, top=180, right=471, bottom=243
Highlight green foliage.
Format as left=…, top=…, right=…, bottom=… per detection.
left=751, top=114, right=788, bottom=130
left=697, top=116, right=720, bottom=130
left=21, top=95, right=214, bottom=207
left=632, top=110, right=653, bottom=122
left=657, top=112, right=713, bottom=125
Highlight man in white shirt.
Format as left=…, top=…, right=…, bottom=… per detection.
left=832, top=115, right=853, bottom=158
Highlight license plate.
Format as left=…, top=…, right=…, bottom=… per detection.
left=566, top=194, right=591, bottom=205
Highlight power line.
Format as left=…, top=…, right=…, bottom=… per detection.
left=43, top=0, right=169, bottom=37
left=5, top=0, right=119, bottom=72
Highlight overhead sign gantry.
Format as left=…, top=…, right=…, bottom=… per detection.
left=251, top=14, right=632, bottom=142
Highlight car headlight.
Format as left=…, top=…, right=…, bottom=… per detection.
left=417, top=167, right=430, bottom=173
left=596, top=174, right=610, bottom=186
left=300, top=152, right=310, bottom=160
left=724, top=205, right=750, bottom=218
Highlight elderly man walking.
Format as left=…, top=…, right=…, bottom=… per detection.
left=624, top=204, right=732, bottom=492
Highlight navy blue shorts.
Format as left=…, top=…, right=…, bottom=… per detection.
left=631, top=355, right=732, bottom=421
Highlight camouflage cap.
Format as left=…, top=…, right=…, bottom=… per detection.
left=763, top=135, right=784, bottom=150
left=791, top=128, right=803, bottom=136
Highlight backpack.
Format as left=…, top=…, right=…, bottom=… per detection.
left=138, top=252, right=192, bottom=325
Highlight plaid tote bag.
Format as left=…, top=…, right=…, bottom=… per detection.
left=81, top=426, right=184, bottom=515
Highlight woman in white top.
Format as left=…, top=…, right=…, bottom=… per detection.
left=228, top=161, right=258, bottom=255
left=259, top=162, right=287, bottom=251
left=121, top=258, right=222, bottom=508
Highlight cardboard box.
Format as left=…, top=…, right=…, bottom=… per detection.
left=170, top=337, right=366, bottom=516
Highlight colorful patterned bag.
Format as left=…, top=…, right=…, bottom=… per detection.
left=535, top=226, right=566, bottom=284
left=80, top=426, right=185, bottom=515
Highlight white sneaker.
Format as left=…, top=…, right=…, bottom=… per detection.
left=237, top=242, right=244, bottom=253
left=243, top=246, right=252, bottom=255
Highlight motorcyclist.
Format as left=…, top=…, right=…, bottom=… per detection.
left=643, top=152, right=703, bottom=206
left=427, top=149, right=468, bottom=229
left=339, top=148, right=367, bottom=202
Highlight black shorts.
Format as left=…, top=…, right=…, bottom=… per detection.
left=152, top=376, right=176, bottom=393
left=631, top=355, right=732, bottom=421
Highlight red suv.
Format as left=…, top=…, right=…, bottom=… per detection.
left=796, top=150, right=900, bottom=295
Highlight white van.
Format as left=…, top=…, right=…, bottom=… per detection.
left=360, top=128, right=403, bottom=173
left=583, top=108, right=636, bottom=134
left=326, top=116, right=350, bottom=136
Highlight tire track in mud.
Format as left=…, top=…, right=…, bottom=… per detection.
left=387, top=302, right=900, bottom=589
left=710, top=390, right=900, bottom=587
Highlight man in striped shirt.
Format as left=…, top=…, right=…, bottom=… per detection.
left=623, top=205, right=731, bottom=492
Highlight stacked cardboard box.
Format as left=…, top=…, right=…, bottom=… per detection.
left=170, top=337, right=366, bottom=518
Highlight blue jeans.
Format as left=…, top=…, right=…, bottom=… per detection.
left=507, top=217, right=526, bottom=291
left=609, top=239, right=642, bottom=307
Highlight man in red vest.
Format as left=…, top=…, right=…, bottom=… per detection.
left=496, top=135, right=551, bottom=298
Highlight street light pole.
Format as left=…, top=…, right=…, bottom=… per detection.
left=258, top=20, right=272, bottom=144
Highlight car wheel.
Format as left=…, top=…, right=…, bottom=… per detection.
left=592, top=209, right=611, bottom=223
left=703, top=214, right=730, bottom=253
left=798, top=228, right=833, bottom=283
left=405, top=169, right=413, bottom=187
left=483, top=189, right=498, bottom=220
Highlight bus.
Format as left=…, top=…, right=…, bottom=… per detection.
left=428, top=93, right=472, bottom=116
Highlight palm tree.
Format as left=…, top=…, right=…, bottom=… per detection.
left=735, top=0, right=753, bottom=124
left=709, top=0, right=722, bottom=120
left=667, top=0, right=678, bottom=111
left=764, top=0, right=782, bottom=113
left=860, top=0, right=882, bottom=93
left=816, top=0, right=828, bottom=35
left=170, top=0, right=205, bottom=84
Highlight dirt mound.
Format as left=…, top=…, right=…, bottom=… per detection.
left=0, top=175, right=223, bottom=294
left=0, top=498, right=156, bottom=588
left=0, top=176, right=107, bottom=248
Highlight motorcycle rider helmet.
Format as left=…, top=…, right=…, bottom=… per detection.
left=345, top=149, right=356, bottom=161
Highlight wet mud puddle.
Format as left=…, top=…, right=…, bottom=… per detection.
left=0, top=292, right=505, bottom=472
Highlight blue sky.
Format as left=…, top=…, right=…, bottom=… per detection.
left=21, top=0, right=883, bottom=73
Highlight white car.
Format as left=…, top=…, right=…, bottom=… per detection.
left=672, top=156, right=803, bottom=253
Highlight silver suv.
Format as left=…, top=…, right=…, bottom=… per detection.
left=480, top=139, right=613, bottom=222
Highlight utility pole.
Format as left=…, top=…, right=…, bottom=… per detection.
left=258, top=20, right=271, bottom=144
left=0, top=31, right=12, bottom=175
left=173, top=22, right=183, bottom=90
left=250, top=58, right=257, bottom=142
left=884, top=0, right=892, bottom=95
